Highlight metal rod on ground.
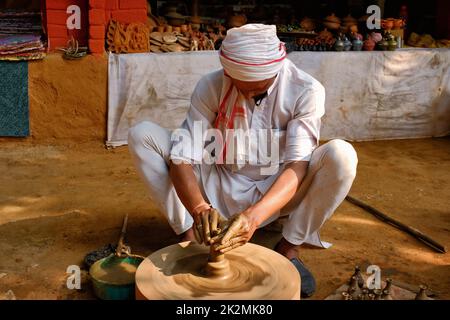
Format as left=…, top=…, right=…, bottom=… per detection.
left=346, top=196, right=447, bottom=254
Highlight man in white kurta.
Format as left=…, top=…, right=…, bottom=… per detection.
left=128, top=24, right=358, bottom=298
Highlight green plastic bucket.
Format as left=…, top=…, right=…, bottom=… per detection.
left=89, top=254, right=143, bottom=300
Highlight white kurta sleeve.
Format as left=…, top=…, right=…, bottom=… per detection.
left=169, top=75, right=219, bottom=164
left=284, top=85, right=325, bottom=162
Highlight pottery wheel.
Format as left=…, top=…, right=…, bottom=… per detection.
left=135, top=241, right=300, bottom=300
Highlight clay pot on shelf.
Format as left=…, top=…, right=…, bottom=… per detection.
left=381, top=18, right=395, bottom=31
left=343, top=36, right=352, bottom=51
left=324, top=21, right=341, bottom=30
left=157, top=25, right=165, bottom=33
left=228, top=14, right=247, bottom=28
left=343, top=14, right=357, bottom=24
left=319, top=28, right=333, bottom=39
left=370, top=32, right=383, bottom=43
left=393, top=19, right=405, bottom=29
left=377, top=38, right=389, bottom=51
left=387, top=34, right=398, bottom=51
left=323, top=13, right=341, bottom=30
left=352, top=38, right=363, bottom=51
left=300, top=17, right=316, bottom=31
left=363, top=36, right=376, bottom=51
left=349, top=24, right=359, bottom=34
left=325, top=13, right=341, bottom=24
left=334, top=38, right=345, bottom=51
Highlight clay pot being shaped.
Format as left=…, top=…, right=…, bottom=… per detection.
left=363, top=36, right=376, bottom=51
left=300, top=17, right=316, bottom=31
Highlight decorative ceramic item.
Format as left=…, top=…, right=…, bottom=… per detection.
left=363, top=36, right=376, bottom=51
left=415, top=285, right=431, bottom=300
left=228, top=14, right=247, bottom=28
left=381, top=18, right=395, bottom=32
left=349, top=24, right=358, bottom=34
left=388, top=37, right=397, bottom=51
left=374, top=289, right=383, bottom=300
left=334, top=37, right=344, bottom=51
left=343, top=36, right=352, bottom=51
left=394, top=19, right=405, bottom=29
left=323, top=13, right=341, bottom=30
left=377, top=38, right=389, bottom=51
left=381, top=283, right=394, bottom=300
left=370, top=32, right=383, bottom=43
left=107, top=19, right=150, bottom=54
left=300, top=17, right=316, bottom=31
left=352, top=38, right=363, bottom=51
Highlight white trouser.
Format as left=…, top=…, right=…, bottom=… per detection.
left=128, top=121, right=358, bottom=247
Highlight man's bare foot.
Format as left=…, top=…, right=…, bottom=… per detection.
left=180, top=227, right=196, bottom=242
left=274, top=237, right=299, bottom=260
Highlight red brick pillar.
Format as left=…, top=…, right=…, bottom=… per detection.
left=88, top=0, right=108, bottom=54
left=45, top=0, right=89, bottom=50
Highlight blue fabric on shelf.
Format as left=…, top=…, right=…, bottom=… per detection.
left=0, top=61, right=29, bottom=137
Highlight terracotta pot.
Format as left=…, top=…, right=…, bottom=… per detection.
left=325, top=13, right=341, bottom=24
left=343, top=14, right=357, bottom=24
left=174, top=27, right=181, bottom=33
left=165, top=25, right=173, bottom=33
left=228, top=14, right=247, bottom=28
left=300, top=17, right=316, bottom=31
left=157, top=25, right=165, bottom=33
left=323, top=21, right=340, bottom=30
left=394, top=19, right=405, bottom=29
left=349, top=24, right=358, bottom=33
left=319, top=28, right=333, bottom=39
left=381, top=18, right=394, bottom=31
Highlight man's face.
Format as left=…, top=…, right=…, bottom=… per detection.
left=230, top=76, right=276, bottom=100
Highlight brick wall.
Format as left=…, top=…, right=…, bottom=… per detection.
left=44, top=0, right=147, bottom=54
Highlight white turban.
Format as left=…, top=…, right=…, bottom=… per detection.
left=219, top=24, right=286, bottom=82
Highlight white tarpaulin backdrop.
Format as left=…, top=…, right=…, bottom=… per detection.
left=107, top=49, right=450, bottom=147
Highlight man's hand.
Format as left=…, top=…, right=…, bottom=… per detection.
left=210, top=212, right=258, bottom=253
left=193, top=207, right=224, bottom=245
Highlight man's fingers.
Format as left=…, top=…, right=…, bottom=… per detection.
left=219, top=241, right=246, bottom=253
left=220, top=217, right=243, bottom=244
left=209, top=209, right=219, bottom=236
left=193, top=225, right=203, bottom=244
left=201, top=210, right=211, bottom=244
left=216, top=236, right=247, bottom=251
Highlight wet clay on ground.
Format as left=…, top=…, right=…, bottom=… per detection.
left=0, top=138, right=449, bottom=299
left=135, top=242, right=300, bottom=300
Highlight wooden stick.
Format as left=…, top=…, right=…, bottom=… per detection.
left=115, top=214, right=129, bottom=256
left=346, top=196, right=447, bottom=254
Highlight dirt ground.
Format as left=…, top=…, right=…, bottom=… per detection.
left=0, top=138, right=449, bottom=300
